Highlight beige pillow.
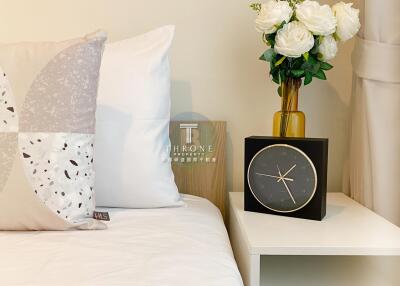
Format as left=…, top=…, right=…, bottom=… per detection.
left=0, top=32, right=107, bottom=230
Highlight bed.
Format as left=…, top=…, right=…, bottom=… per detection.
left=0, top=25, right=242, bottom=285
left=0, top=194, right=243, bottom=285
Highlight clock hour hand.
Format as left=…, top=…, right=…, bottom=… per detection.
left=255, top=173, right=293, bottom=182
left=277, top=166, right=297, bottom=205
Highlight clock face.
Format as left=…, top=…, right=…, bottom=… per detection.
left=247, top=144, right=317, bottom=213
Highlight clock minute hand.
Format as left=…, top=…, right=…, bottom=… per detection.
left=277, top=166, right=297, bottom=205
left=277, top=164, right=297, bottom=182
left=255, top=173, right=293, bottom=182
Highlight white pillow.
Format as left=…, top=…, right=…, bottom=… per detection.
left=95, top=26, right=182, bottom=208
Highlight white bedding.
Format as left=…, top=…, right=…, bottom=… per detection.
left=0, top=195, right=243, bottom=286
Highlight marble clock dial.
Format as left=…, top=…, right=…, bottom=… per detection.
left=247, top=144, right=317, bottom=213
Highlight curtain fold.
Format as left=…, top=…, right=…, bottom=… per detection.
left=348, top=0, right=400, bottom=226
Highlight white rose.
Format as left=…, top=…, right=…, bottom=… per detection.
left=274, top=21, right=315, bottom=58
left=318, top=35, right=338, bottom=61
left=255, top=0, right=293, bottom=34
left=332, top=2, right=361, bottom=41
left=295, top=0, right=337, bottom=36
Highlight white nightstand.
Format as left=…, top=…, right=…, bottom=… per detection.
left=229, top=192, right=400, bottom=286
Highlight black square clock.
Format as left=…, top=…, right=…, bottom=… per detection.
left=244, top=136, right=328, bottom=221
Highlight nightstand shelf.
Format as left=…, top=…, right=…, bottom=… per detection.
left=229, top=192, right=400, bottom=286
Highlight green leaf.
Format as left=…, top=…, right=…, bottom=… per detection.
left=279, top=69, right=286, bottom=82
left=259, top=48, right=275, bottom=62
left=291, top=58, right=303, bottom=69
left=300, top=60, right=319, bottom=76
left=320, top=61, right=333, bottom=70
left=308, top=54, right=318, bottom=65
left=310, top=45, right=318, bottom=55
left=277, top=86, right=282, bottom=97
left=312, top=62, right=321, bottom=74
left=272, top=70, right=280, bottom=84
left=291, top=69, right=305, bottom=78
left=274, top=56, right=286, bottom=67
left=314, top=69, right=327, bottom=80
left=264, top=33, right=276, bottom=47
left=301, top=61, right=311, bottom=70
left=304, top=72, right=313, bottom=85
left=303, top=52, right=309, bottom=61
left=270, top=63, right=277, bottom=75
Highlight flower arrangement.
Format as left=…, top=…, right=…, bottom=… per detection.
left=251, top=0, right=360, bottom=137
left=251, top=0, right=361, bottom=91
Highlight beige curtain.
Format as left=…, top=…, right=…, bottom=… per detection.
left=347, top=0, right=400, bottom=226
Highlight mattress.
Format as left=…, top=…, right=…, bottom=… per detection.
left=0, top=195, right=243, bottom=286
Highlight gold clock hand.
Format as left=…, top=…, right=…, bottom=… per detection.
left=277, top=166, right=297, bottom=205
left=277, top=164, right=297, bottom=182
left=255, top=173, right=293, bottom=182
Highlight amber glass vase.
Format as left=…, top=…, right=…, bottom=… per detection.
left=273, top=77, right=305, bottom=137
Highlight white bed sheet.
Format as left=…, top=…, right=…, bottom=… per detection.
left=0, top=195, right=243, bottom=286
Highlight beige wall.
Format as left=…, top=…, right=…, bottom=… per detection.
left=0, top=0, right=355, bottom=193
left=2, top=0, right=398, bottom=284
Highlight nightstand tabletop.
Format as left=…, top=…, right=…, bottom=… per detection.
left=229, top=192, right=400, bottom=256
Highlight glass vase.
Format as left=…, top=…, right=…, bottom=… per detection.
left=273, top=77, right=305, bottom=137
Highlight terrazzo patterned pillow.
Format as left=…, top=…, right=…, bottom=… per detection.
left=0, top=32, right=107, bottom=230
